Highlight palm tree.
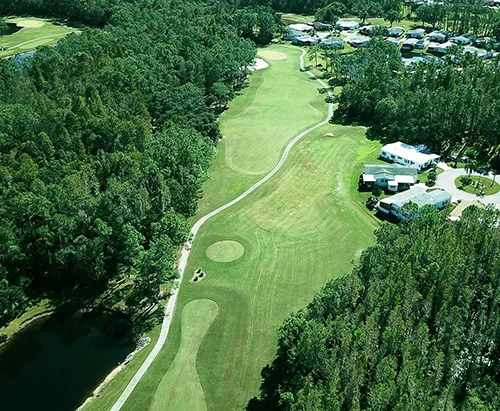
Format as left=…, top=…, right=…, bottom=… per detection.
left=465, top=159, right=478, bottom=176
left=307, top=45, right=322, bottom=67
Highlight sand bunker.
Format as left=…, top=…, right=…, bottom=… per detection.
left=206, top=240, right=244, bottom=263
left=16, top=20, right=45, bottom=28
left=248, top=58, right=269, bottom=71
left=258, top=50, right=287, bottom=61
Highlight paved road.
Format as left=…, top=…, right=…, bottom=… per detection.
left=436, top=168, right=500, bottom=204
left=109, top=49, right=334, bottom=411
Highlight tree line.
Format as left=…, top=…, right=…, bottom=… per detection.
left=0, top=0, right=277, bottom=331
left=251, top=206, right=500, bottom=410
left=416, top=1, right=500, bottom=37
left=329, top=40, right=500, bottom=169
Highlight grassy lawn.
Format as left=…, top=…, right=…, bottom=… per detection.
left=0, top=17, right=79, bottom=58
left=418, top=167, right=443, bottom=185
left=109, top=45, right=379, bottom=411
left=455, top=175, right=500, bottom=195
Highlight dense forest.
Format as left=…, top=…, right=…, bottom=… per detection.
left=329, top=39, right=500, bottom=169
left=252, top=206, right=500, bottom=410
left=0, top=0, right=278, bottom=332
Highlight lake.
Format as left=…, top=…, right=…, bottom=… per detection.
left=0, top=312, right=135, bottom=410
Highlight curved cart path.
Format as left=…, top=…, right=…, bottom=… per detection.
left=110, top=49, right=333, bottom=411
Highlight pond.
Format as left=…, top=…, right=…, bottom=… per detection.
left=0, top=312, right=135, bottom=411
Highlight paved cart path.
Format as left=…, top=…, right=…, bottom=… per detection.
left=110, top=49, right=333, bottom=411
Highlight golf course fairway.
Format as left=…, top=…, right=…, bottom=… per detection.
left=84, top=44, right=381, bottom=411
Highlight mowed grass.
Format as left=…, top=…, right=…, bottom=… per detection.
left=150, top=299, right=218, bottom=411
left=84, top=45, right=379, bottom=411
left=0, top=17, right=78, bottom=58
left=221, top=46, right=325, bottom=176
left=117, top=46, right=379, bottom=411
left=122, top=124, right=379, bottom=411
left=195, top=45, right=325, bottom=218
left=455, top=175, right=500, bottom=195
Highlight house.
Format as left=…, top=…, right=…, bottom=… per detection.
left=361, top=164, right=418, bottom=192
left=428, top=31, right=447, bottom=43
left=388, top=26, right=405, bottom=37
left=407, top=28, right=426, bottom=39
left=359, top=25, right=376, bottom=35
left=427, top=41, right=454, bottom=55
left=346, top=35, right=370, bottom=47
left=291, top=36, right=318, bottom=46
left=451, top=36, right=471, bottom=45
left=286, top=24, right=313, bottom=40
left=377, top=187, right=452, bottom=220
left=463, top=46, right=493, bottom=59
left=401, top=38, right=420, bottom=52
left=320, top=38, right=344, bottom=49
left=314, top=22, right=332, bottom=31
left=429, top=41, right=456, bottom=55
left=386, top=37, right=401, bottom=47
left=380, top=142, right=440, bottom=171
left=336, top=21, right=360, bottom=31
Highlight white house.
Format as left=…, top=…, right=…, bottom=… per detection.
left=380, top=142, right=440, bottom=171
left=377, top=187, right=452, bottom=220
left=361, top=164, right=418, bottom=192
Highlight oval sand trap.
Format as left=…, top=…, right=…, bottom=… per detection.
left=16, top=20, right=45, bottom=28
left=206, top=240, right=244, bottom=262
left=258, top=50, right=287, bottom=61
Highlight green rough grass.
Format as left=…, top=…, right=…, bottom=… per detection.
left=205, top=240, right=245, bottom=263
left=150, top=300, right=218, bottom=411
left=115, top=45, right=378, bottom=411
left=0, top=17, right=78, bottom=58
left=455, top=175, right=500, bottom=195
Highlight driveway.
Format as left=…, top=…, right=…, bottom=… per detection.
left=436, top=168, right=500, bottom=205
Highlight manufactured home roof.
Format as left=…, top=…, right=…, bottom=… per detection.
left=364, top=164, right=418, bottom=178
left=381, top=141, right=440, bottom=166
left=380, top=187, right=451, bottom=208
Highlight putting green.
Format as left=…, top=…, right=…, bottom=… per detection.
left=16, top=20, right=45, bottom=28
left=258, top=50, right=287, bottom=60
left=206, top=241, right=245, bottom=262
left=150, top=299, right=218, bottom=411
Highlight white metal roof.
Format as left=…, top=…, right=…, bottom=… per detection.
left=363, top=174, right=376, bottom=182
left=381, top=142, right=440, bottom=166
left=394, top=175, right=416, bottom=184
left=289, top=24, right=313, bottom=32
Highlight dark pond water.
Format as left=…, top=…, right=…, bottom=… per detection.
left=0, top=312, right=135, bottom=411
